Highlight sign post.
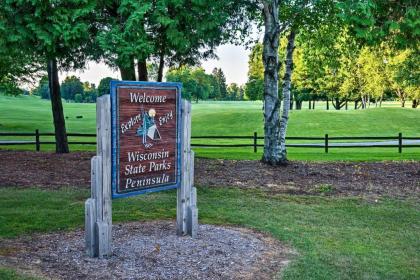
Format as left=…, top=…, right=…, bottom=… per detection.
left=85, top=81, right=197, bottom=258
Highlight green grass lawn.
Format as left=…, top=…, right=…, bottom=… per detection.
left=0, top=187, right=419, bottom=279
left=0, top=94, right=419, bottom=160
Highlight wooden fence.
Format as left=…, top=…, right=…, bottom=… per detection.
left=1, top=130, right=420, bottom=153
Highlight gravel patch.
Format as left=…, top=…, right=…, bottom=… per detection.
left=0, top=221, right=293, bottom=280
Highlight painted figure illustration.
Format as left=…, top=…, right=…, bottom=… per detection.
left=136, top=108, right=161, bottom=148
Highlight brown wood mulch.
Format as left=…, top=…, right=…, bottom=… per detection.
left=0, top=150, right=419, bottom=199
left=0, top=221, right=295, bottom=280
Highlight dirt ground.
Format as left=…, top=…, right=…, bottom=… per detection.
left=0, top=150, right=419, bottom=198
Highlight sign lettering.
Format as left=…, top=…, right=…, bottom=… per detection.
left=111, top=81, right=182, bottom=198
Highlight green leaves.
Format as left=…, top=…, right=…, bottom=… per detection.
left=338, top=0, right=420, bottom=49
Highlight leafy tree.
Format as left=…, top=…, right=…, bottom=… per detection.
left=61, top=76, right=84, bottom=101
left=338, top=0, right=420, bottom=49
left=32, top=76, right=50, bottom=100
left=98, top=77, right=117, bottom=97
left=166, top=67, right=212, bottom=102
left=383, top=48, right=419, bottom=108
left=147, top=63, right=159, bottom=82
left=208, top=75, right=221, bottom=100
left=0, top=37, right=42, bottom=95
left=82, top=82, right=98, bottom=103
left=245, top=44, right=264, bottom=100
left=0, top=0, right=97, bottom=153
left=74, top=93, right=83, bottom=103
left=393, top=50, right=420, bottom=108
left=97, top=0, right=250, bottom=82
left=226, top=83, right=243, bottom=100
left=211, top=68, right=228, bottom=100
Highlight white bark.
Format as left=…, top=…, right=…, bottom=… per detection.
left=278, top=31, right=296, bottom=163
left=262, top=0, right=282, bottom=165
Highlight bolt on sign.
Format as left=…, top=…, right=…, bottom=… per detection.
left=110, top=81, right=182, bottom=198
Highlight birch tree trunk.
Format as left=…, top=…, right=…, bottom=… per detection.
left=261, top=0, right=282, bottom=165
left=277, top=30, right=296, bottom=163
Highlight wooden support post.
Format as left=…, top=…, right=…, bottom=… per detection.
left=85, top=198, right=96, bottom=257
left=35, top=129, right=40, bottom=151
left=85, top=95, right=112, bottom=258
left=177, top=100, right=197, bottom=237
left=253, top=132, right=257, bottom=153
left=398, top=132, right=402, bottom=153
left=187, top=151, right=198, bottom=238
left=325, top=134, right=329, bottom=154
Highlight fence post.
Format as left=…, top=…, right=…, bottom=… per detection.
left=35, top=129, right=40, bottom=152
left=398, top=132, right=402, bottom=153
left=325, top=134, right=329, bottom=153
left=253, top=132, right=257, bottom=153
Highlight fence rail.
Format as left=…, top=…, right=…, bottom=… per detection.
left=0, top=130, right=420, bottom=153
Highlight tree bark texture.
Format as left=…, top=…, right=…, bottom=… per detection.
left=277, top=30, right=296, bottom=163
left=137, top=59, right=148, bottom=81
left=47, top=58, right=69, bottom=153
left=157, top=51, right=165, bottom=82
left=261, top=0, right=282, bottom=165
left=119, top=58, right=136, bottom=80
left=272, top=30, right=296, bottom=164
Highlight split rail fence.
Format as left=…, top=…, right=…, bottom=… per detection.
left=1, top=130, right=420, bottom=154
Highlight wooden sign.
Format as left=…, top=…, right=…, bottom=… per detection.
left=110, top=81, right=182, bottom=198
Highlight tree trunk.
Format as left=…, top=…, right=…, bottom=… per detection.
left=296, top=100, right=302, bottom=110
left=309, top=100, right=311, bottom=109
left=119, top=58, right=136, bottom=80
left=326, top=99, right=329, bottom=110
left=278, top=30, right=296, bottom=162
left=137, top=59, right=148, bottom=81
left=157, top=51, right=165, bottom=82
left=261, top=0, right=282, bottom=165
left=361, top=96, right=366, bottom=109
left=412, top=99, right=418, bottom=108
left=312, top=100, right=315, bottom=109
left=379, top=96, right=383, bottom=107
left=47, top=58, right=69, bottom=153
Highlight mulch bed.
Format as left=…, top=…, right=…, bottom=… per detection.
left=0, top=150, right=419, bottom=198
left=0, top=221, right=294, bottom=280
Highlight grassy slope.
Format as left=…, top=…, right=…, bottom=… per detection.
left=0, top=95, right=419, bottom=160
left=0, top=187, right=419, bottom=279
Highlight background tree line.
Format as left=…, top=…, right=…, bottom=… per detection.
left=29, top=66, right=243, bottom=103
left=245, top=23, right=419, bottom=109
left=33, top=76, right=116, bottom=103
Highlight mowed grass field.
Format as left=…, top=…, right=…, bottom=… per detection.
left=0, top=94, right=419, bottom=160
left=0, top=187, right=419, bottom=280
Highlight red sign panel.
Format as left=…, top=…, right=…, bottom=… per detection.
left=111, top=82, right=182, bottom=198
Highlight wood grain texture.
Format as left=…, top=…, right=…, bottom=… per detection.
left=177, top=100, right=192, bottom=236
left=116, top=87, right=178, bottom=194
left=99, top=96, right=112, bottom=256
left=84, top=198, right=96, bottom=257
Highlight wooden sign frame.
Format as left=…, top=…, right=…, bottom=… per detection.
left=85, top=84, right=197, bottom=259
left=110, top=81, right=182, bottom=199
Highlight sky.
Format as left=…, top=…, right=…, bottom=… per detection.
left=59, top=44, right=251, bottom=87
